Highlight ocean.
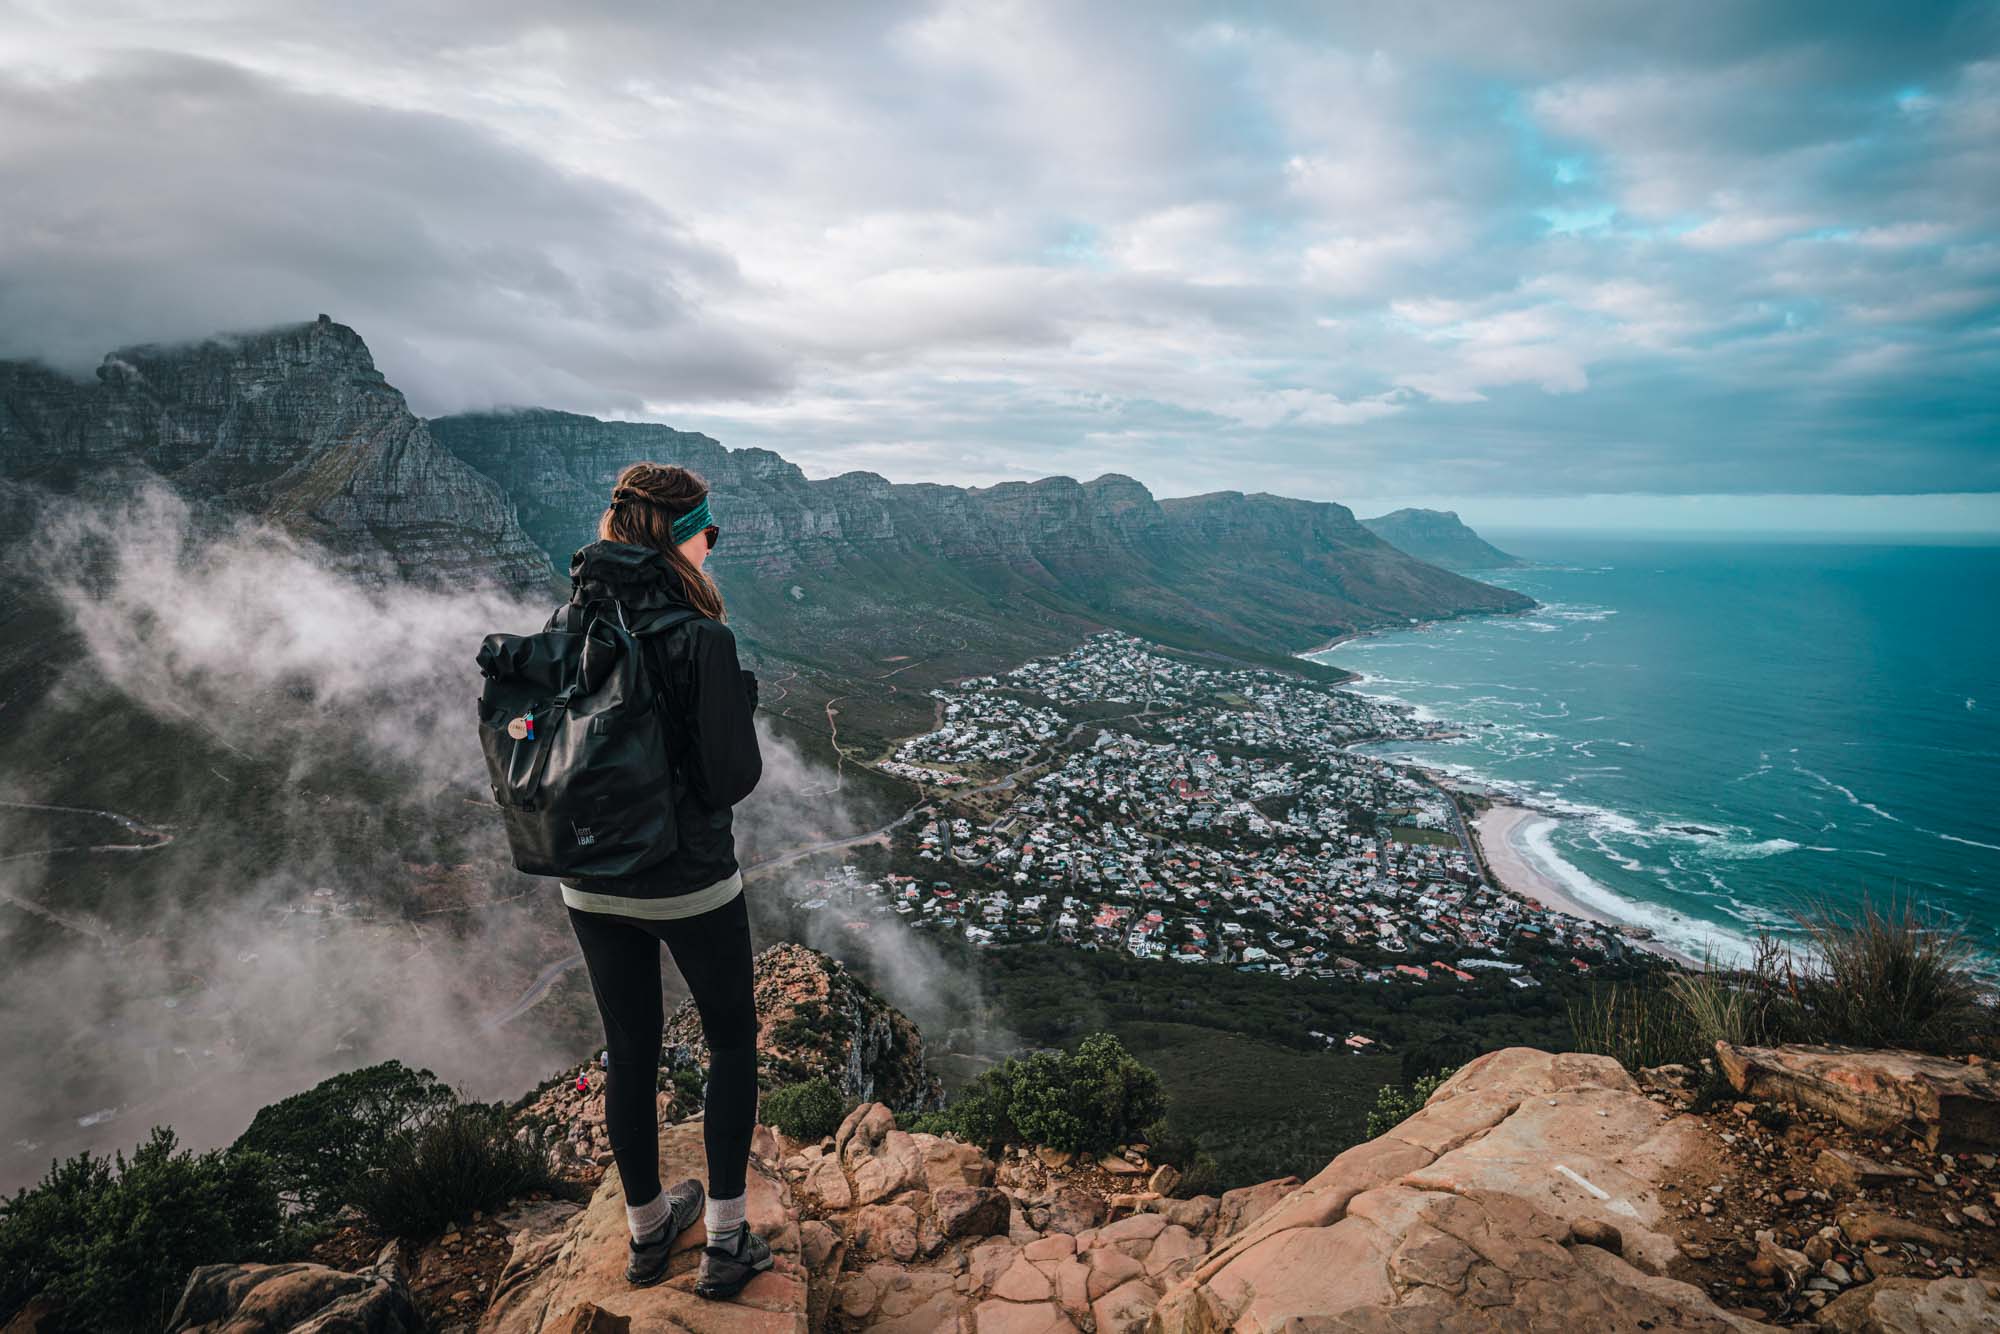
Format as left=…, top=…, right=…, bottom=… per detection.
left=1309, top=534, right=2000, bottom=965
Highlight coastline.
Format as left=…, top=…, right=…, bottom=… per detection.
left=1468, top=800, right=1700, bottom=969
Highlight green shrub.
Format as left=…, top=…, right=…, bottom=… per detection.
left=1792, top=896, right=1988, bottom=1051
left=763, top=1078, right=845, bottom=1142
left=1567, top=978, right=1708, bottom=1071
left=345, top=1100, right=558, bottom=1238
left=232, top=1059, right=454, bottom=1221
left=670, top=1067, right=707, bottom=1108
left=0, top=1127, right=292, bottom=1334
left=927, top=1032, right=1165, bottom=1155
left=1364, top=1067, right=1456, bottom=1140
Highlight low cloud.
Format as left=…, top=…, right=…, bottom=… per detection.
left=1, top=483, right=972, bottom=1188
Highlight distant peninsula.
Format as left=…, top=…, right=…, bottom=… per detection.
left=1362, top=508, right=1521, bottom=571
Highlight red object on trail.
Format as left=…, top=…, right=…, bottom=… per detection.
left=575, top=1076, right=589, bottom=1093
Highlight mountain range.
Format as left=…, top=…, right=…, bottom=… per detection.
left=1, top=315, right=1532, bottom=756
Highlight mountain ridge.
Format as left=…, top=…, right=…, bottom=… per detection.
left=1361, top=506, right=1521, bottom=571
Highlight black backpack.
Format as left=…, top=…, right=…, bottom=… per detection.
left=475, top=596, right=699, bottom=878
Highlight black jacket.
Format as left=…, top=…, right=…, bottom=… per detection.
left=557, top=540, right=762, bottom=899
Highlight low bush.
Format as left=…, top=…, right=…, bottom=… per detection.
left=1792, top=896, right=1988, bottom=1050
left=923, top=1032, right=1166, bottom=1155
left=232, top=1060, right=454, bottom=1222
left=763, top=1077, right=845, bottom=1142
left=345, top=1100, right=558, bottom=1238
left=1363, top=1067, right=1456, bottom=1140
left=0, top=1127, right=293, bottom=1334
left=1572, top=894, right=1993, bottom=1074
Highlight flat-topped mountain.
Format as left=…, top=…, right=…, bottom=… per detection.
left=1362, top=506, right=1521, bottom=571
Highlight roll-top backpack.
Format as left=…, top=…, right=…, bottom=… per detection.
left=475, top=596, right=700, bottom=878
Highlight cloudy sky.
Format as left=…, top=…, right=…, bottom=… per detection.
left=2, top=1, right=1996, bottom=529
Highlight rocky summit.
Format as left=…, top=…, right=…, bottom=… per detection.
left=0, top=316, right=554, bottom=588
left=664, top=943, right=944, bottom=1113
left=166, top=1042, right=2000, bottom=1332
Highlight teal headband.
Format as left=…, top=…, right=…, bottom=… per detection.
left=670, top=494, right=713, bottom=545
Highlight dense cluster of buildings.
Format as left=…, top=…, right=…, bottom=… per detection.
left=795, top=631, right=1634, bottom=992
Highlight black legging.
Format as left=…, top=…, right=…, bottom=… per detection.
left=567, top=891, right=758, bottom=1204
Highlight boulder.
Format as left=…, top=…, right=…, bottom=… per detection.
left=1025, top=1184, right=1105, bottom=1235
left=1714, top=1043, right=2000, bottom=1150
left=168, top=1240, right=417, bottom=1333
left=936, top=1185, right=1012, bottom=1239
left=1212, top=1176, right=1299, bottom=1239
left=1836, top=1208, right=1962, bottom=1251
left=836, top=1102, right=928, bottom=1206
left=1816, top=1276, right=2000, bottom=1332
left=1148, top=1047, right=1769, bottom=1332
left=1814, top=1147, right=1920, bottom=1191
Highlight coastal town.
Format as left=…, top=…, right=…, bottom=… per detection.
left=790, top=631, right=1659, bottom=1013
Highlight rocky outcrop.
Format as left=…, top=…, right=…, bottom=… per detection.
left=0, top=317, right=553, bottom=588
left=1716, top=1043, right=2000, bottom=1152
left=1816, top=1275, right=2000, bottom=1332
left=1360, top=507, right=1521, bottom=571
left=167, top=1239, right=418, bottom=1332
left=1148, top=1047, right=1764, bottom=1332
left=481, top=1119, right=810, bottom=1333
left=665, top=943, right=944, bottom=1112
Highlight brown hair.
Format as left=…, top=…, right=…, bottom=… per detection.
left=597, top=461, right=727, bottom=622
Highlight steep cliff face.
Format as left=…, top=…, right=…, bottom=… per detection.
left=1362, top=506, right=1521, bottom=571
left=0, top=317, right=553, bottom=589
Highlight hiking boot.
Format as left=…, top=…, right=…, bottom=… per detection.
left=625, top=1178, right=705, bottom=1286
left=695, top=1225, right=773, bottom=1300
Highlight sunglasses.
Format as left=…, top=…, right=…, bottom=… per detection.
left=703, top=525, right=720, bottom=551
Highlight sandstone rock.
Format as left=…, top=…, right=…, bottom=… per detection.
left=1148, top=1047, right=1767, bottom=1333
left=1089, top=1275, right=1160, bottom=1334
left=970, top=1296, right=1077, bottom=1333
left=912, top=1131, right=994, bottom=1190
left=801, top=1153, right=852, bottom=1210
left=1715, top=1043, right=2000, bottom=1150
left=1147, top=1163, right=1181, bottom=1196
left=168, top=1240, right=417, bottom=1333
left=1748, top=1235, right=1812, bottom=1288
left=1026, top=1184, right=1105, bottom=1235
left=1212, top=1175, right=1300, bottom=1239
left=836, top=1102, right=929, bottom=1207
left=1816, top=1276, right=2000, bottom=1332
left=478, top=1119, right=806, bottom=1333
left=1815, top=1147, right=1921, bottom=1191
left=991, top=1256, right=1054, bottom=1302
left=936, top=1185, right=1012, bottom=1239
left=1837, top=1208, right=1963, bottom=1251
left=1022, top=1234, right=1077, bottom=1262
left=851, top=1203, right=920, bottom=1261
left=1136, top=1194, right=1217, bottom=1234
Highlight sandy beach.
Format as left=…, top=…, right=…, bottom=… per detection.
left=1472, top=802, right=1700, bottom=968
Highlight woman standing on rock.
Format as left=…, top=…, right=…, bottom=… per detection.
left=562, top=462, right=770, bottom=1297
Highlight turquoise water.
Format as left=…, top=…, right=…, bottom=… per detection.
left=1311, top=535, right=2000, bottom=963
